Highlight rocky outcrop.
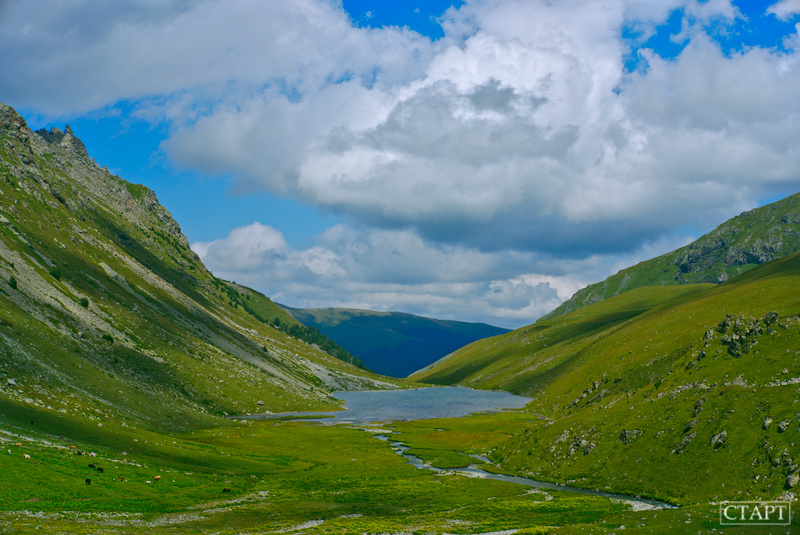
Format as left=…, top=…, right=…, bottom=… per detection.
left=710, top=431, right=727, bottom=450
left=618, top=429, right=642, bottom=445
left=673, top=431, right=696, bottom=454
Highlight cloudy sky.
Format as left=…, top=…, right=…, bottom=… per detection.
left=3, top=0, right=800, bottom=329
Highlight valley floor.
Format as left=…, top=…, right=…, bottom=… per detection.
left=1, top=403, right=795, bottom=534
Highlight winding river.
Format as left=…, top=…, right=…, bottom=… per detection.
left=374, top=434, right=672, bottom=510
left=234, top=387, right=673, bottom=509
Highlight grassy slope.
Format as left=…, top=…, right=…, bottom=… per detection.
left=412, top=252, right=800, bottom=504
left=0, top=104, right=400, bottom=433
left=411, top=284, right=715, bottom=391
left=286, top=307, right=509, bottom=377
left=547, top=191, right=800, bottom=318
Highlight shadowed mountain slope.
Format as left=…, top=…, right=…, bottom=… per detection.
left=284, top=307, right=509, bottom=377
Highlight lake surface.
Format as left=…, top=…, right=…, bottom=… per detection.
left=327, top=387, right=531, bottom=424
left=232, top=387, right=531, bottom=424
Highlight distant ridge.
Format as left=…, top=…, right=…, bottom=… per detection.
left=283, top=307, right=509, bottom=377
left=546, top=192, right=800, bottom=319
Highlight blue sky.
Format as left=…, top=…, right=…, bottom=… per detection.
left=2, top=0, right=800, bottom=328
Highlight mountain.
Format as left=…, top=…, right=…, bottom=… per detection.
left=411, top=234, right=800, bottom=502
left=546, top=192, right=800, bottom=319
left=0, top=103, right=398, bottom=431
left=283, top=307, right=509, bottom=377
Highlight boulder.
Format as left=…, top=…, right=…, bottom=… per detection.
left=763, top=417, right=773, bottom=429
left=711, top=430, right=727, bottom=450
left=786, top=472, right=799, bottom=489
left=674, top=432, right=696, bottom=454
left=619, top=429, right=642, bottom=445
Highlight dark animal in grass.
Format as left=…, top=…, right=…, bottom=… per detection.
left=88, top=464, right=95, bottom=469
left=85, top=479, right=91, bottom=485
left=222, top=488, right=231, bottom=493
left=97, top=467, right=104, bottom=473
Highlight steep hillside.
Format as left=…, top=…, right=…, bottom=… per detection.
left=284, top=307, right=509, bottom=377
left=0, top=103, right=397, bottom=431
left=412, top=250, right=800, bottom=503
left=547, top=192, right=800, bottom=318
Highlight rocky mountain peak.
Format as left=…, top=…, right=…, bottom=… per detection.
left=1, top=102, right=192, bottom=260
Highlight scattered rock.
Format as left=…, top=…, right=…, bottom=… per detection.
left=778, top=419, right=790, bottom=433
left=674, top=432, right=696, bottom=454
left=692, top=398, right=705, bottom=416
left=619, top=429, right=642, bottom=445
left=703, top=329, right=716, bottom=344
left=763, top=417, right=773, bottom=430
left=711, top=431, right=727, bottom=450
left=684, top=420, right=698, bottom=433
left=728, top=375, right=748, bottom=387
left=786, top=472, right=799, bottom=489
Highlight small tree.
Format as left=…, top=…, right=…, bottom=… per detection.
left=49, top=266, right=62, bottom=280
left=8, top=276, right=17, bottom=289
left=79, top=297, right=89, bottom=308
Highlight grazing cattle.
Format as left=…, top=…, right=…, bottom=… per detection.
left=13, top=443, right=21, bottom=447
left=70, top=446, right=76, bottom=450
left=23, top=454, right=30, bottom=459
left=97, top=467, right=104, bottom=473
left=119, top=476, right=125, bottom=481
left=89, top=452, right=96, bottom=457
left=222, top=488, right=231, bottom=493
left=85, top=479, right=91, bottom=485
left=88, top=464, right=95, bottom=468
left=76, top=451, right=83, bottom=456
left=145, top=480, right=151, bottom=484
left=153, top=475, right=161, bottom=481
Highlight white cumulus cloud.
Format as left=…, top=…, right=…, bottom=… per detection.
left=5, top=0, right=800, bottom=326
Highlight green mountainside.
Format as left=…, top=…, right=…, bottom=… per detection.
left=284, top=307, right=509, bottom=377
left=0, top=103, right=398, bottom=431
left=411, top=248, right=800, bottom=503
left=547, top=192, right=800, bottom=319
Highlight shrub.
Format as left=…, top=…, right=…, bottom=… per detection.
left=101, top=333, right=114, bottom=343
left=49, top=266, right=62, bottom=280
left=8, top=276, right=17, bottom=289
left=79, top=297, right=89, bottom=308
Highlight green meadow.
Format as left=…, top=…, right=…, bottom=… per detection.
left=7, top=400, right=789, bottom=535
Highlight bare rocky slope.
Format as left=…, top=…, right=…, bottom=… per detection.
left=0, top=103, right=398, bottom=431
